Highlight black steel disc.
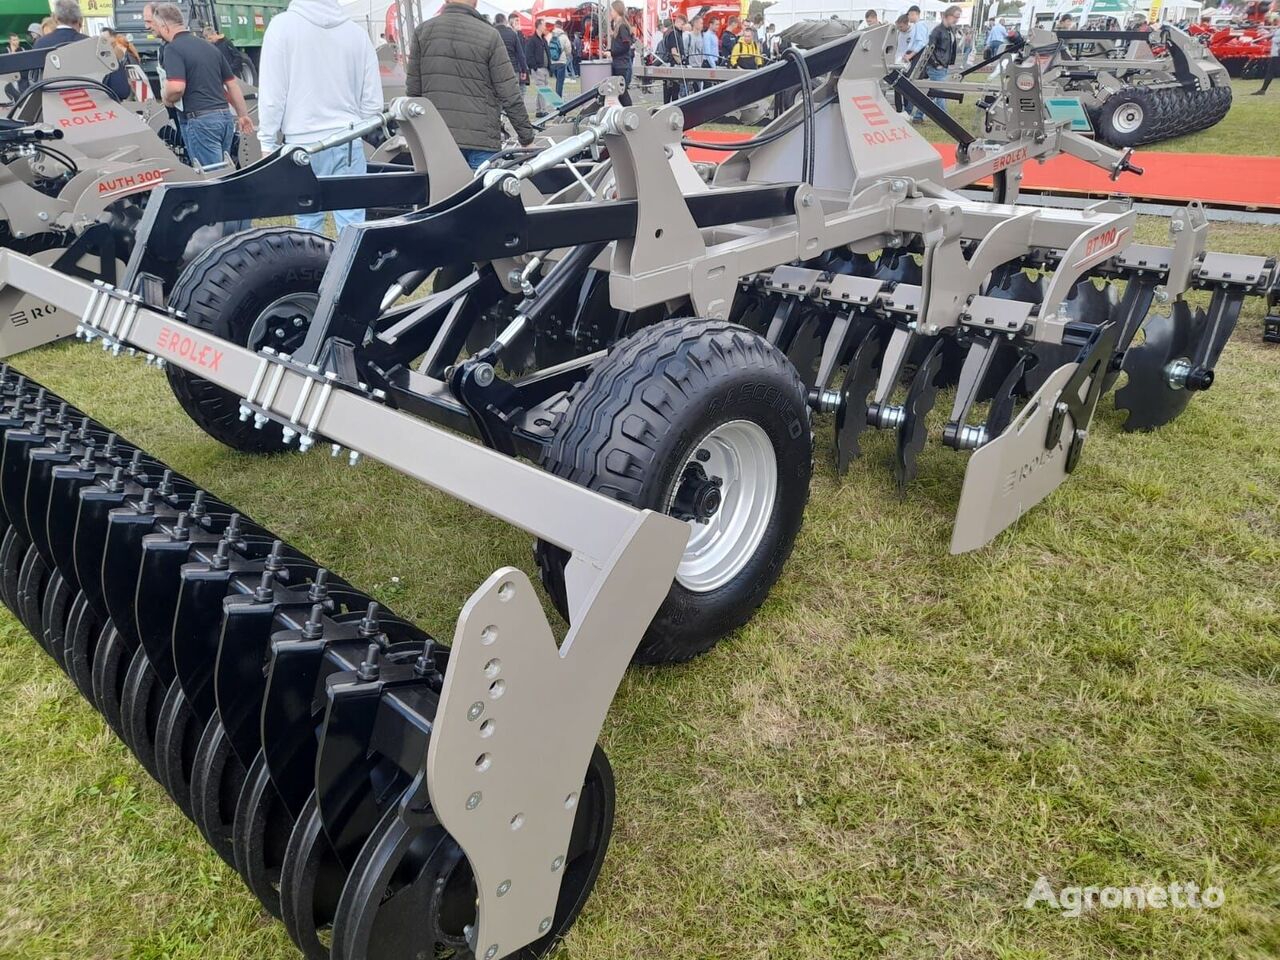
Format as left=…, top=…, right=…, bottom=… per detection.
left=153, top=679, right=200, bottom=820
left=189, top=715, right=247, bottom=869
left=231, top=751, right=292, bottom=918
left=280, top=792, right=348, bottom=960
left=0, top=526, right=28, bottom=615
left=119, top=644, right=163, bottom=779
left=895, top=341, right=945, bottom=491
left=834, top=325, right=885, bottom=475
left=89, top=623, right=131, bottom=738
left=16, top=543, right=49, bottom=636
left=40, top=570, right=75, bottom=672
left=1114, top=305, right=1200, bottom=432
left=64, top=594, right=109, bottom=707
left=330, top=745, right=616, bottom=960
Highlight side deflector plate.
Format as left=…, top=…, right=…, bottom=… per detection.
left=427, top=511, right=686, bottom=960
left=950, top=363, right=1079, bottom=555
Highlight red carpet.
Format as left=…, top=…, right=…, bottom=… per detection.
left=684, top=131, right=1280, bottom=212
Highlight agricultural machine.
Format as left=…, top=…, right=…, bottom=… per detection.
left=0, top=22, right=1277, bottom=960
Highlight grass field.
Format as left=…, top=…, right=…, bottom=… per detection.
left=1, top=85, right=1279, bottom=958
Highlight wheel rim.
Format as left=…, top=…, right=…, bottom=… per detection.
left=667, top=419, right=777, bottom=593
left=1113, top=102, right=1144, bottom=134
left=248, top=292, right=318, bottom=355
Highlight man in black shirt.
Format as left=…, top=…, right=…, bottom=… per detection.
left=925, top=5, right=961, bottom=114
left=151, top=2, right=253, bottom=171
left=719, top=16, right=739, bottom=64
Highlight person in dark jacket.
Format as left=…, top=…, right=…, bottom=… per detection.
left=32, top=0, right=87, bottom=52
left=660, top=15, right=687, bottom=102
left=493, top=13, right=528, bottom=82
left=608, top=0, right=633, bottom=106
left=719, top=16, right=739, bottom=63
left=406, top=0, right=534, bottom=169
left=925, top=5, right=961, bottom=113
left=525, top=17, right=550, bottom=114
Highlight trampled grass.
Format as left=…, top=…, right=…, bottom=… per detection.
left=0, top=218, right=1277, bottom=959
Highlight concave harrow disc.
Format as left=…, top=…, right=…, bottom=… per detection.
left=0, top=365, right=612, bottom=960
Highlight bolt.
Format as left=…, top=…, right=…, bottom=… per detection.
left=497, top=880, right=511, bottom=897
left=107, top=466, right=124, bottom=493
left=357, top=643, right=381, bottom=680
left=212, top=539, right=230, bottom=571
left=358, top=601, right=381, bottom=637
left=189, top=490, right=206, bottom=519
left=623, top=112, right=640, bottom=131
left=347, top=450, right=362, bottom=467
left=473, top=363, right=495, bottom=387
left=139, top=488, right=155, bottom=513
left=253, top=413, right=269, bottom=430
left=695, top=448, right=710, bottom=462
left=331, top=443, right=343, bottom=458
left=225, top=513, right=242, bottom=541
left=502, top=177, right=522, bottom=197
left=302, top=603, right=325, bottom=639
left=37, top=211, right=49, bottom=221
left=551, top=855, right=564, bottom=872
left=281, top=427, right=296, bottom=444
left=539, top=918, right=552, bottom=933
left=468, top=701, right=485, bottom=721
left=293, top=151, right=312, bottom=166
left=466, top=791, right=482, bottom=810
left=485, top=947, right=498, bottom=960
left=308, top=569, right=329, bottom=602
left=801, top=194, right=814, bottom=208
left=255, top=568, right=275, bottom=601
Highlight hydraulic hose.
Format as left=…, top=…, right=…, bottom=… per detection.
left=783, top=46, right=815, bottom=185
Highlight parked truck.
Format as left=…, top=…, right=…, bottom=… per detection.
left=114, top=0, right=286, bottom=84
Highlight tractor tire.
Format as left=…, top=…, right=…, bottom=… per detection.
left=165, top=227, right=333, bottom=455
left=536, top=318, right=812, bottom=664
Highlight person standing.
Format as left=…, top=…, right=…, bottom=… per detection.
left=661, top=15, right=686, bottom=102
left=864, top=9, right=880, bottom=28
left=902, top=4, right=929, bottom=120
left=984, top=17, right=1006, bottom=59
left=925, top=5, right=961, bottom=113
left=700, top=16, right=719, bottom=67
left=32, top=0, right=86, bottom=52
left=256, top=0, right=380, bottom=232
left=152, top=4, right=254, bottom=171
left=405, top=0, right=534, bottom=170
left=608, top=0, right=633, bottom=106
left=493, top=14, right=528, bottom=83
left=729, top=26, right=763, bottom=68
left=719, top=16, right=739, bottom=65
left=525, top=18, right=551, bottom=115
left=549, top=22, right=569, bottom=97
left=1253, top=17, right=1280, bottom=93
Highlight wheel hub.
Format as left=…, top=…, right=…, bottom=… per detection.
left=1113, top=102, right=1144, bottom=134
left=667, top=420, right=778, bottom=594
left=248, top=292, right=319, bottom=355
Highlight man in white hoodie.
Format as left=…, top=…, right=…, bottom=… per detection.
left=256, top=0, right=381, bottom=232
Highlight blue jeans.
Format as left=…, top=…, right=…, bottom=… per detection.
left=551, top=63, right=566, bottom=97
left=182, top=110, right=235, bottom=170
left=927, top=65, right=949, bottom=114
left=295, top=141, right=367, bottom=234
left=461, top=149, right=495, bottom=170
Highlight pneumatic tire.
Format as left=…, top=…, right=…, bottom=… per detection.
left=535, top=318, right=812, bottom=664
left=165, top=227, right=333, bottom=454
left=1094, top=86, right=1157, bottom=148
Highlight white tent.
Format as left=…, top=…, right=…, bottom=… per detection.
left=338, top=0, right=511, bottom=44
left=765, top=0, right=959, bottom=31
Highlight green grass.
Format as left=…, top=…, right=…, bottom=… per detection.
left=1, top=217, right=1278, bottom=960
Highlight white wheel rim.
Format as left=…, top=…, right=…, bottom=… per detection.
left=668, top=420, right=778, bottom=593
left=1113, top=102, right=1144, bottom=134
